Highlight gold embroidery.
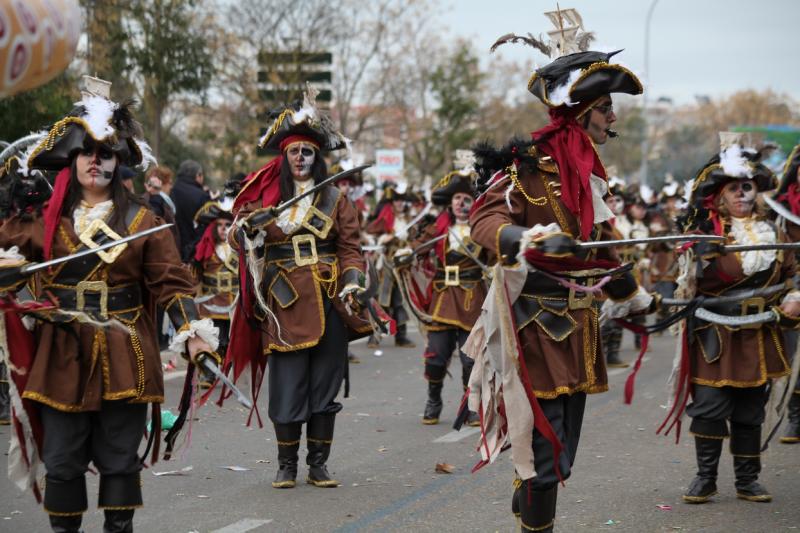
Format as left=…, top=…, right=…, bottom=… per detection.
left=541, top=175, right=571, bottom=236
left=127, top=323, right=146, bottom=398
left=21, top=391, right=84, bottom=412
left=507, top=164, right=547, bottom=206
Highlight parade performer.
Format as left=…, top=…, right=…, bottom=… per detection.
left=600, top=176, right=632, bottom=368
left=647, top=181, right=683, bottom=320
left=671, top=133, right=800, bottom=504
left=365, top=185, right=417, bottom=347
left=0, top=77, right=216, bottom=533
left=394, top=168, right=487, bottom=426
left=227, top=89, right=372, bottom=490
left=772, top=145, right=800, bottom=444
left=192, top=200, right=238, bottom=386
left=466, top=9, right=653, bottom=531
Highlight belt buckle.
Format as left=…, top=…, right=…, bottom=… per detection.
left=301, top=205, right=334, bottom=240
left=568, top=278, right=594, bottom=310
left=292, top=234, right=318, bottom=267
left=78, top=219, right=127, bottom=264
left=76, top=280, right=109, bottom=319
left=216, top=271, right=233, bottom=292
left=444, top=265, right=460, bottom=286
left=741, top=296, right=765, bottom=329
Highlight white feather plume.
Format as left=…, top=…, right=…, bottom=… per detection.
left=548, top=68, right=583, bottom=106
left=76, top=95, right=117, bottom=141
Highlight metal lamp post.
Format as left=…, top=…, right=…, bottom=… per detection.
left=638, top=0, right=660, bottom=187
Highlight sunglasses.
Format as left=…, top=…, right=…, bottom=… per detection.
left=592, top=104, right=614, bottom=117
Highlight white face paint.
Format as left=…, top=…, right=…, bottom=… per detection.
left=286, top=142, right=316, bottom=180
left=720, top=179, right=757, bottom=218
left=76, top=145, right=117, bottom=192
left=605, top=195, right=625, bottom=216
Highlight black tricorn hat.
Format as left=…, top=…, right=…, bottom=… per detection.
left=27, top=96, right=154, bottom=172
left=431, top=170, right=475, bottom=206
left=194, top=200, right=234, bottom=225
left=258, top=86, right=347, bottom=153
left=777, top=144, right=800, bottom=196
left=491, top=8, right=642, bottom=109
left=527, top=50, right=642, bottom=108
left=689, top=133, right=776, bottom=205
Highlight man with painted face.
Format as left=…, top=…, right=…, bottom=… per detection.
left=0, top=77, right=217, bottom=532
left=468, top=10, right=656, bottom=532
left=394, top=169, right=488, bottom=426
left=227, top=92, right=372, bottom=490
left=669, top=133, right=800, bottom=506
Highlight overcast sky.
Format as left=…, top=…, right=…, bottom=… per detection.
left=439, top=0, right=799, bottom=104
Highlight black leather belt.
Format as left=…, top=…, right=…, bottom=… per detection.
left=48, top=282, right=142, bottom=318
left=521, top=272, right=571, bottom=299
left=202, top=273, right=239, bottom=290
left=265, top=239, right=337, bottom=262
left=434, top=267, right=483, bottom=282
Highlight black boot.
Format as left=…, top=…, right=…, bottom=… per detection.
left=395, top=323, right=416, bottom=348
left=306, top=414, right=339, bottom=487
left=45, top=475, right=87, bottom=532
left=0, top=362, right=10, bottom=425
left=511, top=476, right=522, bottom=519
left=518, top=480, right=557, bottom=532
left=731, top=423, right=771, bottom=502
left=48, top=515, right=83, bottom=533
left=682, top=435, right=723, bottom=503
left=422, top=364, right=445, bottom=425
left=103, top=509, right=134, bottom=533
left=780, top=393, right=800, bottom=444
left=272, top=423, right=301, bottom=488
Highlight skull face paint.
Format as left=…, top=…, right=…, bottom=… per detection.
left=605, top=195, right=626, bottom=216
left=286, top=142, right=316, bottom=181
left=76, top=144, right=117, bottom=192
left=720, top=179, right=757, bottom=218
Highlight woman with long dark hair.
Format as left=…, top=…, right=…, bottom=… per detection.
left=0, top=78, right=216, bottom=533
left=227, top=93, right=372, bottom=490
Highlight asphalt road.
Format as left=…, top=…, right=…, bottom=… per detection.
left=1, top=328, right=799, bottom=532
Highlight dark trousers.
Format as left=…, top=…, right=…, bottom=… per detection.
left=686, top=384, right=767, bottom=437
left=267, top=305, right=347, bottom=424
left=424, top=328, right=471, bottom=371
left=530, top=392, right=586, bottom=489
left=40, top=401, right=147, bottom=514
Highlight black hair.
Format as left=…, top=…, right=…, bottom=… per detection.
left=63, top=158, right=145, bottom=235
left=278, top=150, right=328, bottom=202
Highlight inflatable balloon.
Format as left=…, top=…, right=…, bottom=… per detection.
left=0, top=0, right=81, bottom=98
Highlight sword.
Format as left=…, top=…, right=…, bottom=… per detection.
left=722, top=242, right=800, bottom=252
left=764, top=195, right=800, bottom=227
left=14, top=223, right=174, bottom=276
left=243, top=164, right=371, bottom=231
left=195, top=352, right=253, bottom=409
left=694, top=307, right=778, bottom=327
left=576, top=234, right=725, bottom=249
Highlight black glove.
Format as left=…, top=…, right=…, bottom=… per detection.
left=242, top=207, right=276, bottom=236
left=0, top=263, right=28, bottom=292
left=694, top=240, right=724, bottom=260
left=532, top=233, right=577, bottom=257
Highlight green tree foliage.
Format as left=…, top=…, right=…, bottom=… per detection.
left=0, top=73, right=77, bottom=143
left=125, top=0, right=214, bottom=157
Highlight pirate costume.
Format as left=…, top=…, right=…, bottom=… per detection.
left=0, top=77, right=217, bottom=532
left=226, top=90, right=372, bottom=490
left=466, top=9, right=652, bottom=532
left=672, top=133, right=799, bottom=504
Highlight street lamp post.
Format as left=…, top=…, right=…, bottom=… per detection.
left=639, top=0, right=659, bottom=188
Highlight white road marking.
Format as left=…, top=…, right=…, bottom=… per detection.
left=433, top=426, right=480, bottom=443
left=210, top=518, right=273, bottom=533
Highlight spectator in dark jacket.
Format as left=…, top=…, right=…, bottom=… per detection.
left=170, top=160, right=210, bottom=262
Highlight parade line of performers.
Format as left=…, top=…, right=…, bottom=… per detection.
left=0, top=8, right=799, bottom=533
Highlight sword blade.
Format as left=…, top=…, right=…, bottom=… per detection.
left=447, top=229, right=490, bottom=274
left=764, top=195, right=800, bottom=228
left=200, top=357, right=253, bottom=409
left=576, top=234, right=725, bottom=249
left=723, top=242, right=800, bottom=252
left=274, top=165, right=371, bottom=214
left=21, top=223, right=174, bottom=275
